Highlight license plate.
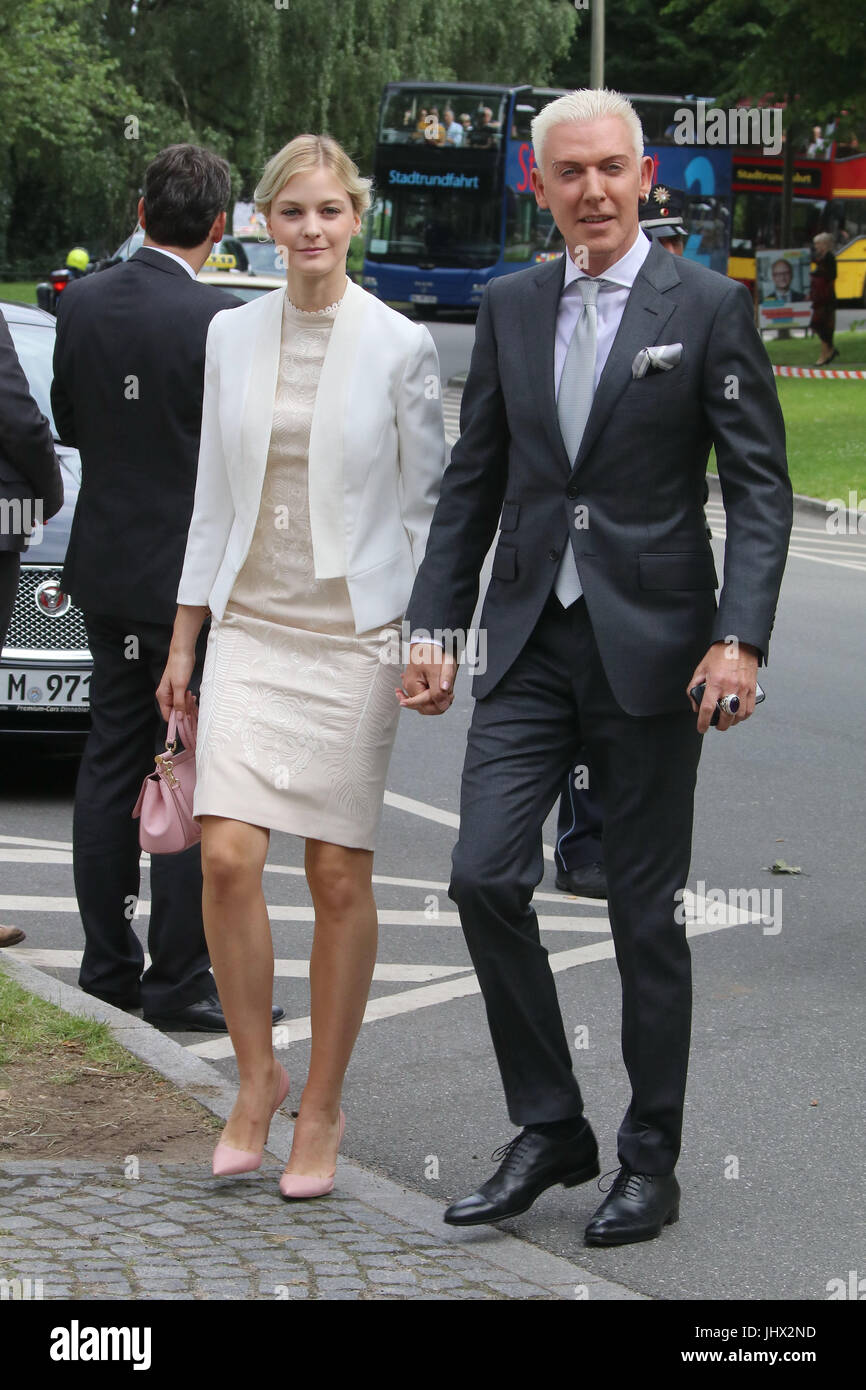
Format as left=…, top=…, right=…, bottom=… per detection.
left=410, top=294, right=437, bottom=304
left=2, top=668, right=91, bottom=708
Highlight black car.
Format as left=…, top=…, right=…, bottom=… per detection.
left=0, top=300, right=90, bottom=745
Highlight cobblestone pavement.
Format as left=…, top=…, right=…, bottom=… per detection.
left=0, top=1160, right=616, bottom=1301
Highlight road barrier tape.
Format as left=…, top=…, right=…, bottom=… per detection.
left=773, top=365, right=866, bottom=380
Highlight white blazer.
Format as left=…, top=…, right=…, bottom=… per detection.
left=177, top=278, right=447, bottom=634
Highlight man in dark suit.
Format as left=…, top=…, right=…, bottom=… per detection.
left=400, top=91, right=792, bottom=1246
left=0, top=312, right=64, bottom=949
left=52, top=144, right=284, bottom=1032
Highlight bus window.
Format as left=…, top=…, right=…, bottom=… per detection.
left=366, top=185, right=502, bottom=268
left=512, top=102, right=538, bottom=142
left=378, top=89, right=507, bottom=147
left=504, top=192, right=564, bottom=262
left=732, top=191, right=825, bottom=255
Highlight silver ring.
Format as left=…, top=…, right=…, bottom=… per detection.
left=718, top=693, right=740, bottom=716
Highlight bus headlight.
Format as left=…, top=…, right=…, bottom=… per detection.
left=363, top=275, right=378, bottom=288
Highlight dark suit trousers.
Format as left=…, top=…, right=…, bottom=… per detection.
left=0, top=551, right=20, bottom=653
left=449, top=595, right=702, bottom=1174
left=74, top=612, right=212, bottom=1013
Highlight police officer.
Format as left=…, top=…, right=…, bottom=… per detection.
left=638, top=184, right=689, bottom=256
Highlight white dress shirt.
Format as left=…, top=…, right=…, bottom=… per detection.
left=555, top=228, right=651, bottom=394
left=146, top=245, right=198, bottom=279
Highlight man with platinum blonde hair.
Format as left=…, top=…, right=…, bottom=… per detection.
left=401, top=89, right=792, bottom=1248
left=532, top=88, right=645, bottom=167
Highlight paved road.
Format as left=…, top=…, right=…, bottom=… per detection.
left=2, top=318, right=864, bottom=1302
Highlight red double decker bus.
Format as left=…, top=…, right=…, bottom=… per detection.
left=729, top=147, right=866, bottom=301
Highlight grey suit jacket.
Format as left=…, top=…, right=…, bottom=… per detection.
left=0, top=314, right=63, bottom=553
left=406, top=241, right=793, bottom=716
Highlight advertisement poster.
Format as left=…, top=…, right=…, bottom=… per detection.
left=756, top=248, right=813, bottom=330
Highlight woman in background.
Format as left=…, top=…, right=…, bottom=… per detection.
left=810, top=231, right=838, bottom=365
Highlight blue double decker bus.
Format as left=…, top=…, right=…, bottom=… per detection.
left=362, top=83, right=733, bottom=313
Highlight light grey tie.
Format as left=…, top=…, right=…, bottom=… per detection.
left=554, top=277, right=605, bottom=607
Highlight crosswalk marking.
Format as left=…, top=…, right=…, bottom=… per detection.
left=0, top=894, right=607, bottom=931
left=705, top=501, right=866, bottom=573
left=3, top=947, right=474, bottom=985
left=185, top=890, right=770, bottom=1058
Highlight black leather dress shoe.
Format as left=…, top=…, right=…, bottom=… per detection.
left=444, top=1121, right=600, bottom=1226
left=555, top=863, right=608, bottom=899
left=144, top=993, right=285, bottom=1033
left=584, top=1166, right=680, bottom=1246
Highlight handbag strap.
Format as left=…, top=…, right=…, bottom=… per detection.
left=165, top=706, right=197, bottom=754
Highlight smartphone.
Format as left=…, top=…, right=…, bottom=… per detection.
left=689, top=681, right=765, bottom=725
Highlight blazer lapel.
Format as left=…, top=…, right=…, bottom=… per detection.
left=523, top=258, right=571, bottom=473
left=308, top=278, right=371, bottom=578
left=570, top=242, right=679, bottom=475
left=238, top=286, right=285, bottom=507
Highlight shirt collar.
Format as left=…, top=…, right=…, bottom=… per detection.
left=145, top=245, right=198, bottom=280
left=562, top=228, right=651, bottom=292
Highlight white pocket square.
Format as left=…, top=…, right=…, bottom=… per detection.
left=631, top=343, right=683, bottom=378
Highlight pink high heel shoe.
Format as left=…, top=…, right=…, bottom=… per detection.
left=212, top=1064, right=290, bottom=1176
left=279, top=1109, right=346, bottom=1199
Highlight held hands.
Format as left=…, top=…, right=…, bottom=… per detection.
left=687, top=641, right=760, bottom=734
left=396, top=642, right=458, bottom=716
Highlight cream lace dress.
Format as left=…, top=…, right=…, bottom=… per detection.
left=193, top=293, right=403, bottom=849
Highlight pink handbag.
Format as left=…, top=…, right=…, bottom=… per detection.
left=132, top=709, right=201, bottom=854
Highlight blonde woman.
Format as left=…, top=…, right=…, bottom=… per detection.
left=157, top=135, right=445, bottom=1197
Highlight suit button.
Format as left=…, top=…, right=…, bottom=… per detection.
left=566, top=485, right=579, bottom=499
left=548, top=548, right=559, bottom=561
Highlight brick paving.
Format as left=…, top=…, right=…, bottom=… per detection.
left=0, top=1161, right=572, bottom=1301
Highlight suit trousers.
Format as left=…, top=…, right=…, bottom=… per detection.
left=449, top=594, right=702, bottom=1174
left=74, top=612, right=212, bottom=1013
left=0, top=551, right=20, bottom=653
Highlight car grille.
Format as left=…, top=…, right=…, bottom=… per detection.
left=3, top=565, right=90, bottom=660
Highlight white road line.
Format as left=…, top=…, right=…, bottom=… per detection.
left=383, top=789, right=557, bottom=862
left=786, top=547, right=866, bottom=572
left=186, top=893, right=770, bottom=1058
left=3, top=948, right=84, bottom=969
left=0, top=834, right=74, bottom=851
left=2, top=947, right=473, bottom=985
left=0, top=844, right=598, bottom=906
left=0, top=848, right=73, bottom=864
left=711, top=527, right=866, bottom=572
left=0, top=896, right=82, bottom=914
left=0, top=896, right=603, bottom=933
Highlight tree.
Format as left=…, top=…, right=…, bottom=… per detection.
left=662, top=0, right=866, bottom=245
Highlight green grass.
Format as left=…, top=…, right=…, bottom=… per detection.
left=0, top=968, right=144, bottom=1078
left=774, top=379, right=866, bottom=500
left=765, top=328, right=866, bottom=370
left=710, top=373, right=865, bottom=500
left=0, top=281, right=38, bottom=304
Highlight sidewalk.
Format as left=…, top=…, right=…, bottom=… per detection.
left=0, top=956, right=644, bottom=1301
